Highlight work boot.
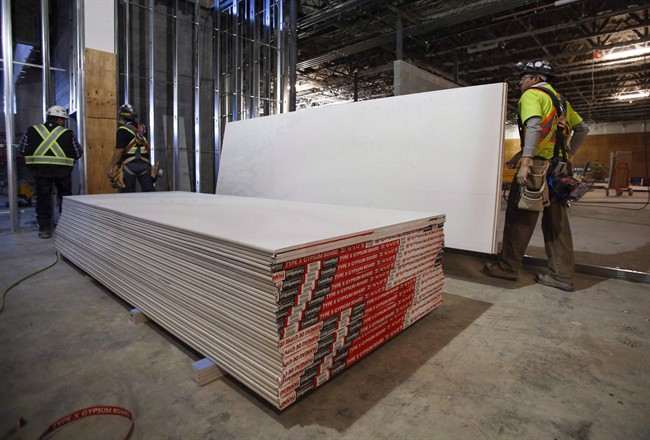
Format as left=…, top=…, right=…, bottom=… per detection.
left=536, top=274, right=575, bottom=292
left=482, top=263, right=518, bottom=281
left=38, top=231, right=52, bottom=239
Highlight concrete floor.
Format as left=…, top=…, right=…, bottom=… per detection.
left=519, top=189, right=650, bottom=273
left=1, top=191, right=649, bottom=440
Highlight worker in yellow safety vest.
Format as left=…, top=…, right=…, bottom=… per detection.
left=484, top=59, right=589, bottom=292
left=17, top=105, right=83, bottom=239
left=107, top=103, right=156, bottom=193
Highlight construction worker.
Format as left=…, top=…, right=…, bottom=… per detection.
left=484, top=60, right=589, bottom=292
left=107, top=104, right=155, bottom=193
left=17, top=105, right=83, bottom=239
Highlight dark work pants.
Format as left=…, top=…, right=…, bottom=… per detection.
left=35, top=174, right=72, bottom=233
left=499, top=173, right=575, bottom=282
left=121, top=160, right=155, bottom=193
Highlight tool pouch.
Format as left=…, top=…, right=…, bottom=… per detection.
left=518, top=160, right=549, bottom=212
left=569, top=181, right=590, bottom=201
left=518, top=180, right=547, bottom=212
left=109, top=164, right=125, bottom=190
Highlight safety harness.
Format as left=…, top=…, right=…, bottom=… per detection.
left=524, top=86, right=585, bottom=200
left=112, top=123, right=151, bottom=187
left=529, top=86, right=569, bottom=163
left=118, top=122, right=150, bottom=160
left=25, top=125, right=74, bottom=166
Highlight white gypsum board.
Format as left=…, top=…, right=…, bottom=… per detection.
left=62, top=200, right=272, bottom=271
left=54, top=217, right=279, bottom=322
left=272, top=215, right=445, bottom=263
left=56, top=192, right=448, bottom=410
left=90, top=205, right=428, bottom=276
left=61, top=204, right=276, bottom=290
left=55, top=238, right=282, bottom=354
left=217, top=83, right=507, bottom=254
left=53, top=244, right=292, bottom=398
left=62, top=192, right=443, bottom=255
left=56, top=212, right=278, bottom=311
left=54, top=247, right=283, bottom=371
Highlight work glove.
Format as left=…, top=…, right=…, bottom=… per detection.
left=517, top=157, right=532, bottom=186
left=108, top=165, right=125, bottom=189
left=150, top=161, right=161, bottom=182
left=107, top=165, right=117, bottom=179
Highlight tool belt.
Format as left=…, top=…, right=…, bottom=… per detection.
left=109, top=163, right=125, bottom=189
left=517, top=160, right=550, bottom=212
left=547, top=159, right=586, bottom=201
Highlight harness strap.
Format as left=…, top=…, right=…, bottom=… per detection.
left=123, top=163, right=150, bottom=177
left=530, top=86, right=568, bottom=161
left=118, top=123, right=149, bottom=158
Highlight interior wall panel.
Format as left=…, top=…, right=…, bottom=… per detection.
left=217, top=83, right=508, bottom=254
left=574, top=133, right=650, bottom=178
left=506, top=132, right=650, bottom=178
left=394, top=60, right=459, bottom=96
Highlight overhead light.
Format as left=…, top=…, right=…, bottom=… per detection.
left=617, top=91, right=649, bottom=100
left=602, top=47, right=650, bottom=61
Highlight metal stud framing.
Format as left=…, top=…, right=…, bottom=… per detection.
left=2, top=0, right=18, bottom=232
left=117, top=0, right=290, bottom=193
left=2, top=0, right=77, bottom=231
left=148, top=0, right=156, bottom=165
left=194, top=0, right=201, bottom=192
left=41, top=0, right=51, bottom=116
left=75, top=0, right=87, bottom=195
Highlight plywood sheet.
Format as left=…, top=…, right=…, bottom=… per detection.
left=85, top=49, right=117, bottom=119
left=86, top=117, right=117, bottom=195
left=85, top=48, right=117, bottom=194
left=217, top=83, right=507, bottom=253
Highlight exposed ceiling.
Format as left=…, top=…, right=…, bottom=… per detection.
left=295, top=0, right=650, bottom=125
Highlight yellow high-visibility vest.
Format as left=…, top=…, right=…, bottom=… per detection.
left=118, top=124, right=149, bottom=156
left=25, top=125, right=74, bottom=166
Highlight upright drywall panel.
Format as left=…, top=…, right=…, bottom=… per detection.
left=217, top=83, right=507, bottom=254
left=394, top=60, right=459, bottom=95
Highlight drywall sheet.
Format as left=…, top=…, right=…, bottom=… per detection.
left=55, top=192, right=446, bottom=409
left=217, top=83, right=507, bottom=254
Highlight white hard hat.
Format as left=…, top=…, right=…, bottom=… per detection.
left=47, top=105, right=68, bottom=119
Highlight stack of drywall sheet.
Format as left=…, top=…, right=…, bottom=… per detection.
left=55, top=192, right=445, bottom=409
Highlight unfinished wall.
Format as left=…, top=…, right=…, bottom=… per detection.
left=504, top=132, right=649, bottom=178
left=504, top=138, right=520, bottom=166
left=393, top=60, right=459, bottom=96
left=574, top=132, right=649, bottom=178
left=85, top=48, right=117, bottom=194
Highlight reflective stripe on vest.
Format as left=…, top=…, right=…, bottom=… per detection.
left=25, top=125, right=74, bottom=166
left=118, top=125, right=148, bottom=156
